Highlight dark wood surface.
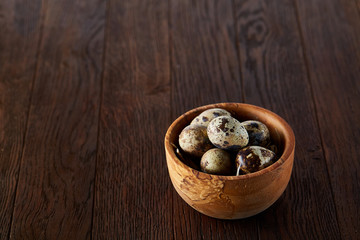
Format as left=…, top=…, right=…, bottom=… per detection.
left=0, top=0, right=359, bottom=239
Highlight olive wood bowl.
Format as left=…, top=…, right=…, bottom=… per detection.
left=164, top=103, right=295, bottom=219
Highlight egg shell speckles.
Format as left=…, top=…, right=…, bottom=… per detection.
left=207, top=116, right=249, bottom=151
left=236, top=146, right=276, bottom=175
left=190, top=108, right=231, bottom=127
left=242, top=120, right=270, bottom=147
left=200, top=148, right=233, bottom=175
left=179, top=125, right=214, bottom=157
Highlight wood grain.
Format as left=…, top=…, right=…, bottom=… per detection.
left=170, top=0, right=258, bottom=239
left=0, top=0, right=358, bottom=238
left=170, top=0, right=244, bottom=116
left=294, top=0, right=360, bottom=238
left=9, top=0, right=105, bottom=239
left=0, top=0, right=43, bottom=239
left=166, top=103, right=295, bottom=220
left=233, top=0, right=341, bottom=238
left=92, top=0, right=171, bottom=238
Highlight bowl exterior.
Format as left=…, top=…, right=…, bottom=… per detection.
left=166, top=147, right=294, bottom=219
left=165, top=103, right=295, bottom=219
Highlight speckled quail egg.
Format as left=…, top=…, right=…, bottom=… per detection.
left=191, top=108, right=231, bottom=127
left=200, top=148, right=233, bottom=175
left=242, top=120, right=270, bottom=147
left=179, top=125, right=214, bottom=157
left=235, top=146, right=276, bottom=175
left=207, top=116, right=249, bottom=151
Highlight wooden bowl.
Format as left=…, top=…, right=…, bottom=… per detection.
left=164, top=103, right=295, bottom=219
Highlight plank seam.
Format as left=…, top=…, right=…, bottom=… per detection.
left=230, top=1, right=258, bottom=238
left=231, top=2, right=259, bottom=239
left=90, top=0, right=110, bottom=238
left=291, top=0, right=342, bottom=237
left=230, top=0, right=245, bottom=103
left=7, top=0, right=48, bottom=238
left=167, top=0, right=176, bottom=237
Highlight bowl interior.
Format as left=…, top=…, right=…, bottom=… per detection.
left=165, top=103, right=294, bottom=178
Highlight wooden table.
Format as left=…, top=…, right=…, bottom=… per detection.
left=0, top=0, right=359, bottom=239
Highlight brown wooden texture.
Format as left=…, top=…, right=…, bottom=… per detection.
left=9, top=0, right=105, bottom=239
left=294, top=0, right=360, bottom=238
left=170, top=0, right=258, bottom=239
left=171, top=0, right=244, bottom=115
left=0, top=0, right=359, bottom=238
left=166, top=103, right=295, bottom=220
left=233, top=0, right=341, bottom=239
left=0, top=1, right=43, bottom=239
left=92, top=0, right=172, bottom=238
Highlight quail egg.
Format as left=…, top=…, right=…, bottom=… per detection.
left=207, top=116, right=249, bottom=151
left=242, top=120, right=270, bottom=147
left=179, top=125, right=214, bottom=157
left=191, top=108, right=231, bottom=127
left=200, top=148, right=233, bottom=175
left=235, top=146, right=276, bottom=175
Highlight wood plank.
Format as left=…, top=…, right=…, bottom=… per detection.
left=170, top=0, right=257, bottom=239
left=294, top=0, right=360, bottom=238
left=0, top=0, right=43, bottom=239
left=9, top=0, right=105, bottom=239
left=233, top=0, right=341, bottom=238
left=171, top=0, right=244, bottom=117
left=92, top=0, right=171, bottom=238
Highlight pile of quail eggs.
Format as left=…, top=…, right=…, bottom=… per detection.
left=177, top=108, right=278, bottom=176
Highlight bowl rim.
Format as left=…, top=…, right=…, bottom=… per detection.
left=164, top=102, right=295, bottom=180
